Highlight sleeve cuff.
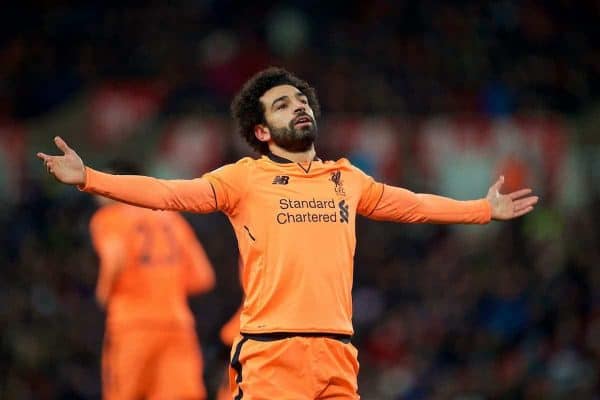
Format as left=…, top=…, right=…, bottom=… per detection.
left=480, top=198, right=492, bottom=223
left=77, top=167, right=93, bottom=192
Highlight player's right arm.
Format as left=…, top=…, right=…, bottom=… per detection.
left=37, top=136, right=246, bottom=214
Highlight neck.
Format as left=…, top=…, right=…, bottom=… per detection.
left=268, top=144, right=316, bottom=163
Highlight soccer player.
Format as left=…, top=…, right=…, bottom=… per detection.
left=89, top=160, right=215, bottom=400
left=38, top=67, right=538, bottom=399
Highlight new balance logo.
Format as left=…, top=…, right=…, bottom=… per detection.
left=272, top=175, right=290, bottom=185
left=339, top=200, right=349, bottom=223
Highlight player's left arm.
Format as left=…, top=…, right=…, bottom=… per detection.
left=90, top=217, right=126, bottom=307
left=359, top=175, right=538, bottom=223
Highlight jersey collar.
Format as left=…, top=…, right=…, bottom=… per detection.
left=266, top=151, right=320, bottom=164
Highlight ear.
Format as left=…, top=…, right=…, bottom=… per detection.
left=254, top=124, right=271, bottom=143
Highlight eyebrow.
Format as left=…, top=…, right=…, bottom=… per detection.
left=271, top=92, right=308, bottom=110
left=271, top=95, right=289, bottom=109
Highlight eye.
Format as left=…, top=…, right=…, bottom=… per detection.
left=300, top=98, right=308, bottom=104
left=276, top=103, right=287, bottom=110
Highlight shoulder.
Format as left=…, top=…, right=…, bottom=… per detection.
left=236, top=156, right=257, bottom=166
left=321, top=157, right=352, bottom=168
left=90, top=204, right=130, bottom=234
left=205, top=157, right=256, bottom=177
left=322, top=158, right=366, bottom=175
left=227, top=156, right=258, bottom=169
left=91, top=205, right=119, bottom=225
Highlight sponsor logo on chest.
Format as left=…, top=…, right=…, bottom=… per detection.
left=265, top=172, right=351, bottom=225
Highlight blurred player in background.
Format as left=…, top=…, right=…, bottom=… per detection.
left=90, top=160, right=215, bottom=400
left=38, top=67, right=538, bottom=399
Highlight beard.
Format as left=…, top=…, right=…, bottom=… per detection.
left=267, top=117, right=317, bottom=152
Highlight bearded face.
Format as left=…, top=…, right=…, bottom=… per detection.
left=267, top=113, right=317, bottom=152
left=258, top=84, right=318, bottom=153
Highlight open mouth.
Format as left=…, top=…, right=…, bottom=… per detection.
left=293, top=116, right=313, bottom=126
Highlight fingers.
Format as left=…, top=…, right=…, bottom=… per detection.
left=37, top=136, right=71, bottom=160
left=38, top=154, right=55, bottom=174
left=507, top=188, right=532, bottom=200
left=37, top=150, right=58, bottom=174
left=513, top=206, right=534, bottom=218
left=54, top=136, right=71, bottom=154
left=36, top=152, right=51, bottom=162
left=491, top=175, right=505, bottom=193
left=513, top=196, right=539, bottom=212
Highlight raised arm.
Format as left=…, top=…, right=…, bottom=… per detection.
left=485, top=176, right=538, bottom=220
left=364, top=176, right=538, bottom=224
left=37, top=136, right=87, bottom=185
left=37, top=136, right=219, bottom=213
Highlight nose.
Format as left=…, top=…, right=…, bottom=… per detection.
left=293, top=101, right=306, bottom=114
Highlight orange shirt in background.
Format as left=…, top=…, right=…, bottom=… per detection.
left=90, top=203, right=215, bottom=330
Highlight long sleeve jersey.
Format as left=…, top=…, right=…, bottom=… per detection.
left=81, top=154, right=490, bottom=335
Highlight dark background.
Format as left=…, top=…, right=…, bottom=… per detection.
left=1, top=1, right=599, bottom=399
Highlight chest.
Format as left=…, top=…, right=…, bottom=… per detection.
left=242, top=169, right=359, bottom=229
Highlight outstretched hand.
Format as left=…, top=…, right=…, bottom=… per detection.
left=486, top=176, right=539, bottom=220
left=37, top=136, right=86, bottom=186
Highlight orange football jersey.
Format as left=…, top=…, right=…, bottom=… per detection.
left=82, top=155, right=490, bottom=334
left=90, top=203, right=215, bottom=329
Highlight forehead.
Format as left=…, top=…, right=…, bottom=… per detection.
left=260, top=84, right=305, bottom=104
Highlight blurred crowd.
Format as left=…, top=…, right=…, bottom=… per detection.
left=353, top=211, right=600, bottom=399
left=2, top=160, right=599, bottom=399
left=1, top=1, right=599, bottom=118
left=1, top=1, right=600, bottom=399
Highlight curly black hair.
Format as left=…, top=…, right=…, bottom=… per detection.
left=230, top=67, right=321, bottom=154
